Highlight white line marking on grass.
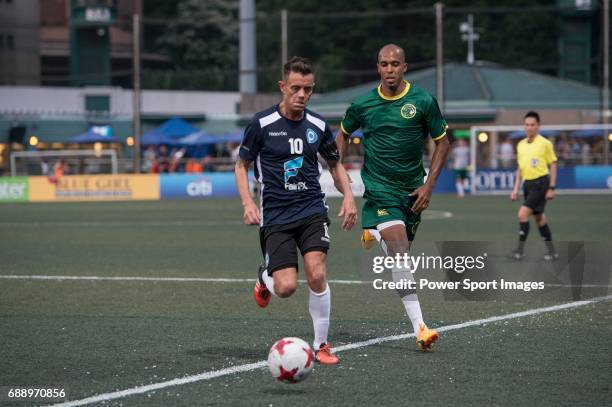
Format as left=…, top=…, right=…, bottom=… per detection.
left=0, top=220, right=245, bottom=227
left=0, top=275, right=366, bottom=285
left=421, top=210, right=453, bottom=220
left=1, top=275, right=610, bottom=288
left=46, top=294, right=612, bottom=407
left=46, top=361, right=268, bottom=407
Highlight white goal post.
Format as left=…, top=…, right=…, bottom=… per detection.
left=469, top=124, right=612, bottom=195
left=10, top=149, right=118, bottom=177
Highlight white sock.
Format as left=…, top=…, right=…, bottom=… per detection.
left=402, top=293, right=424, bottom=334
left=380, top=236, right=425, bottom=333
left=392, top=266, right=424, bottom=334
left=261, top=269, right=277, bottom=297
left=456, top=181, right=465, bottom=197
left=376, top=231, right=388, bottom=255
left=369, top=228, right=382, bottom=243
left=309, top=284, right=331, bottom=349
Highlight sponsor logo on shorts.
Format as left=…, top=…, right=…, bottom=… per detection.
left=321, top=222, right=330, bottom=242
left=400, top=103, right=417, bottom=119
left=377, top=208, right=389, bottom=216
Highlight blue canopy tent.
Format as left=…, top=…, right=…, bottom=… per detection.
left=219, top=129, right=244, bottom=144
left=161, top=131, right=217, bottom=158
left=168, top=131, right=218, bottom=146
left=162, top=130, right=246, bottom=158
left=141, top=131, right=172, bottom=145
left=72, top=126, right=118, bottom=143
left=141, top=117, right=200, bottom=145
left=508, top=130, right=560, bottom=139
left=171, top=130, right=244, bottom=146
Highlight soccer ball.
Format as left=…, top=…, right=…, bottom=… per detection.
left=267, top=337, right=315, bottom=383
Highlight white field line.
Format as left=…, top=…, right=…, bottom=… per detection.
left=1, top=274, right=610, bottom=288
left=0, top=275, right=365, bottom=285
left=45, top=294, right=612, bottom=407
left=0, top=220, right=245, bottom=227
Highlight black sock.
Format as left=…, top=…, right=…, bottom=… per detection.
left=539, top=224, right=556, bottom=253
left=517, top=222, right=529, bottom=253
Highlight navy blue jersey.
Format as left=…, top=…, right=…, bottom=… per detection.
left=239, top=105, right=340, bottom=226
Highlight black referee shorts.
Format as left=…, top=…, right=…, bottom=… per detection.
left=259, top=213, right=330, bottom=275
left=523, top=175, right=550, bottom=215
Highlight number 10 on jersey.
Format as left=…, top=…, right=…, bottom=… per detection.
left=288, top=138, right=303, bottom=154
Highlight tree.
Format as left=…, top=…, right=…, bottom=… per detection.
left=155, top=0, right=239, bottom=89
left=144, top=0, right=569, bottom=92
left=255, top=0, right=561, bottom=92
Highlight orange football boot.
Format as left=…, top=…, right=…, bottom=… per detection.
left=253, top=265, right=271, bottom=308
left=315, top=343, right=339, bottom=365
left=416, top=323, right=439, bottom=352
left=361, top=229, right=377, bottom=249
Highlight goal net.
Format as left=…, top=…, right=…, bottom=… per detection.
left=469, top=124, right=611, bottom=195
left=10, top=149, right=118, bottom=177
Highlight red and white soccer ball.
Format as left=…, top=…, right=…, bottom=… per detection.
left=267, top=337, right=315, bottom=383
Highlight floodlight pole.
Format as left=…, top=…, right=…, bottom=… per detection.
left=435, top=2, right=444, bottom=112
left=132, top=12, right=142, bottom=173
left=281, top=9, right=288, bottom=69
left=603, top=0, right=610, bottom=164
left=431, top=3, right=445, bottom=165
left=239, top=0, right=257, bottom=93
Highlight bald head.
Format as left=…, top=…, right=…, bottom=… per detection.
left=378, top=44, right=405, bottom=63
left=376, top=43, right=408, bottom=93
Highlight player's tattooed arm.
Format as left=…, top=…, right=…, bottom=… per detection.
left=327, top=158, right=357, bottom=231
left=234, top=158, right=260, bottom=225
left=235, top=157, right=252, bottom=170
left=334, top=130, right=355, bottom=186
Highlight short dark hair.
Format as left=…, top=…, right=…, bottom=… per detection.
left=524, top=110, right=540, bottom=123
left=283, top=56, right=313, bottom=79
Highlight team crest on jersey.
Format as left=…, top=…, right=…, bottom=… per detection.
left=306, top=128, right=318, bottom=144
left=400, top=103, right=417, bottom=119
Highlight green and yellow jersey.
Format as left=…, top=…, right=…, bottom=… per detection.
left=516, top=135, right=557, bottom=180
left=340, top=80, right=447, bottom=194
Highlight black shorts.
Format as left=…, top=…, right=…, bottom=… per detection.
left=523, top=175, right=549, bottom=214
left=259, top=213, right=330, bottom=275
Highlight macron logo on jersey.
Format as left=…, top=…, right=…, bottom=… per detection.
left=269, top=131, right=288, bottom=137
